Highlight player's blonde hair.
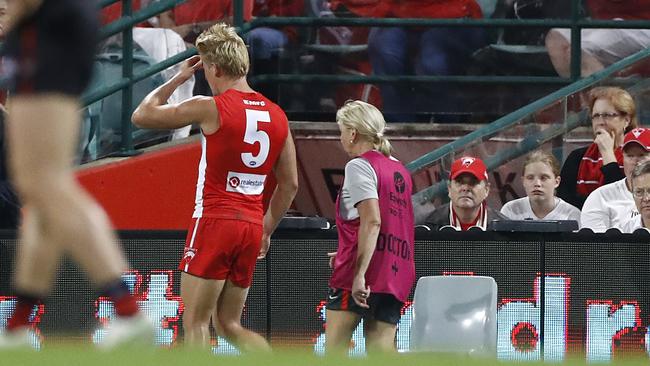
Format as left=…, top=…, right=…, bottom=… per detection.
left=196, top=23, right=249, bottom=78
left=336, top=100, right=392, bottom=157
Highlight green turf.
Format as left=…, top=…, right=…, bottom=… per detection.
left=1, top=347, right=648, bottom=366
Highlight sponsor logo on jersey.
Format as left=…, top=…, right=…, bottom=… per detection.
left=226, top=171, right=266, bottom=195
left=243, top=99, right=266, bottom=107
left=394, top=171, right=406, bottom=194
left=183, top=248, right=196, bottom=262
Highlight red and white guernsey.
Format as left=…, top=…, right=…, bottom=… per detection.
left=193, top=89, right=288, bottom=225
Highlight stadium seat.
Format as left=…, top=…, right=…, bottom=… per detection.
left=410, top=275, right=497, bottom=356
left=81, top=45, right=167, bottom=161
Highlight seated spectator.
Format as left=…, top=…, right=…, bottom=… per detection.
left=159, top=0, right=253, bottom=45
left=247, top=0, right=304, bottom=102
left=132, top=28, right=195, bottom=139
left=557, top=86, right=636, bottom=209
left=545, top=0, right=650, bottom=78
left=418, top=156, right=507, bottom=230
left=101, top=0, right=154, bottom=27
left=501, top=150, right=580, bottom=222
left=621, top=158, right=650, bottom=233
left=364, top=0, right=488, bottom=122
left=326, top=0, right=487, bottom=119
left=160, top=0, right=253, bottom=96
left=581, top=127, right=650, bottom=232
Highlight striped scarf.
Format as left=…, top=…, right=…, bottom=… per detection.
left=448, top=201, right=487, bottom=231
left=576, top=143, right=624, bottom=198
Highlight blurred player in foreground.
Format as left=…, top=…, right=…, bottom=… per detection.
left=0, top=0, right=153, bottom=349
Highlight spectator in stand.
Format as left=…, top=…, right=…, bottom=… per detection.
left=501, top=150, right=580, bottom=223
left=356, top=0, right=487, bottom=122
left=99, top=0, right=195, bottom=140
left=101, top=0, right=139, bottom=25
left=581, top=127, right=650, bottom=232
left=247, top=0, right=304, bottom=102
left=621, top=158, right=650, bottom=233
left=557, top=87, right=636, bottom=209
left=159, top=0, right=253, bottom=45
left=545, top=0, right=650, bottom=78
left=160, top=0, right=253, bottom=96
left=418, top=156, right=507, bottom=230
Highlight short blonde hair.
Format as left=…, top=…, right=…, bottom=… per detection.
left=589, top=86, right=638, bottom=133
left=336, top=100, right=392, bottom=157
left=196, top=23, right=249, bottom=78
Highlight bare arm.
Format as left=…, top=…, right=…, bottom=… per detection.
left=132, top=56, right=218, bottom=132
left=258, top=130, right=299, bottom=259
left=352, top=198, right=381, bottom=308
left=5, top=0, right=43, bottom=32
left=158, top=10, right=176, bottom=28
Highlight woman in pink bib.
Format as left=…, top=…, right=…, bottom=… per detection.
left=325, top=100, right=415, bottom=353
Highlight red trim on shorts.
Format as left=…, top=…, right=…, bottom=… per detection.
left=341, top=290, right=349, bottom=310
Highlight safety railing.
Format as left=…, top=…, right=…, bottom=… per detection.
left=86, top=0, right=650, bottom=161
left=406, top=47, right=650, bottom=206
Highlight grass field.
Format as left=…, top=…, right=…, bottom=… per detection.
left=1, top=347, right=649, bottom=366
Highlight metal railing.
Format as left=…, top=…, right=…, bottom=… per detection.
left=85, top=0, right=187, bottom=156
left=87, top=0, right=650, bottom=159
left=406, top=47, right=650, bottom=204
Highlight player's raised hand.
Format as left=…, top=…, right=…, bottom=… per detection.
left=174, top=55, right=203, bottom=84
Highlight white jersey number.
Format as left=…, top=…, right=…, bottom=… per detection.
left=242, top=109, right=271, bottom=168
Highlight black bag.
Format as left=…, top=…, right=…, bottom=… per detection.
left=501, top=0, right=578, bottom=45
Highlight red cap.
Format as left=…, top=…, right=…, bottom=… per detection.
left=450, top=156, right=488, bottom=181
left=623, top=127, right=650, bottom=152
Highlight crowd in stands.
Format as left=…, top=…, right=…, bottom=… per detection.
left=95, top=0, right=650, bottom=122
left=546, top=0, right=650, bottom=78
left=2, top=1, right=650, bottom=232
left=412, top=86, right=650, bottom=233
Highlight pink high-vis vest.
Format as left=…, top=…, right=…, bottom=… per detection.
left=329, top=150, right=415, bottom=302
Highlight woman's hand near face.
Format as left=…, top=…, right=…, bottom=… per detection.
left=594, top=128, right=617, bottom=165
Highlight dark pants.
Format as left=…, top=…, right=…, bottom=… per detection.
left=368, top=26, right=487, bottom=122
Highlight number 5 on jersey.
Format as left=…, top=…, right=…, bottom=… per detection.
left=242, top=109, right=271, bottom=168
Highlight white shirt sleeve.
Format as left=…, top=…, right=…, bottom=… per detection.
left=620, top=215, right=643, bottom=233
left=339, top=158, right=378, bottom=220
left=500, top=201, right=516, bottom=219
left=580, top=190, right=609, bottom=232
